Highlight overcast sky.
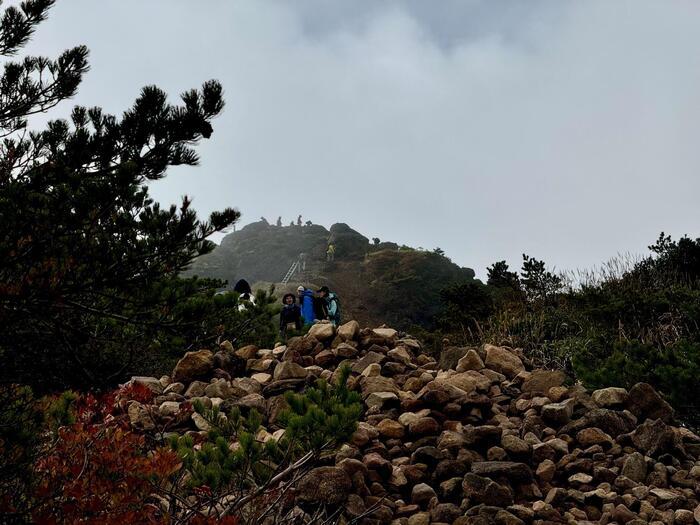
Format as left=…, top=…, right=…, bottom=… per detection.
left=23, top=0, right=700, bottom=278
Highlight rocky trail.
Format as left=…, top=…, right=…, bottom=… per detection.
left=127, top=321, right=700, bottom=525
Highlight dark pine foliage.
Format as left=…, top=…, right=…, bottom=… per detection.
left=0, top=1, right=247, bottom=390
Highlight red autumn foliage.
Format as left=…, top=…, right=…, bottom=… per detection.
left=33, top=426, right=177, bottom=524
left=19, top=384, right=240, bottom=524
left=117, top=382, right=157, bottom=405
left=31, top=387, right=179, bottom=525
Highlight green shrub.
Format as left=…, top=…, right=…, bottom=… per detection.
left=573, top=339, right=700, bottom=413
left=279, top=365, right=362, bottom=453
left=168, top=365, right=362, bottom=518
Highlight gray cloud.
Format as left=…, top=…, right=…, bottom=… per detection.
left=22, top=0, right=700, bottom=278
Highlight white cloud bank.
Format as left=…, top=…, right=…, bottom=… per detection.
left=23, top=0, right=700, bottom=277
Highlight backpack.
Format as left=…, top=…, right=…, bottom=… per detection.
left=328, top=294, right=341, bottom=325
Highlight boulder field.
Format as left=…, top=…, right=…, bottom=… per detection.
left=127, top=320, right=700, bottom=525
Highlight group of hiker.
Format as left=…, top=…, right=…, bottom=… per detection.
left=232, top=279, right=341, bottom=339
left=273, top=215, right=312, bottom=228
left=279, top=285, right=340, bottom=338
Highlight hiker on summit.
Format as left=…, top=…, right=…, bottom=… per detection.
left=279, top=293, right=301, bottom=338
left=297, top=285, right=315, bottom=326
left=318, top=286, right=341, bottom=327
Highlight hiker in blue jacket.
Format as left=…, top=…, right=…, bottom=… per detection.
left=297, top=286, right=315, bottom=326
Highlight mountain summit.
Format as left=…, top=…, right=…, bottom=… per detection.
left=188, top=220, right=477, bottom=328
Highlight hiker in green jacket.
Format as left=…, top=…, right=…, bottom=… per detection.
left=317, top=286, right=341, bottom=327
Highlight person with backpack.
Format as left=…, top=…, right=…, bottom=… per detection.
left=279, top=293, right=302, bottom=339
left=317, top=286, right=341, bottom=326
left=296, top=285, right=315, bottom=326
left=233, top=279, right=256, bottom=311
left=313, top=292, right=328, bottom=321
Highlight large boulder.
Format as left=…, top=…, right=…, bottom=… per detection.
left=431, top=503, right=462, bottom=524
left=437, top=371, right=491, bottom=393
left=484, top=345, right=524, bottom=378
left=521, top=370, right=566, bottom=395
left=351, top=351, right=386, bottom=374
left=314, top=349, right=335, bottom=367
left=439, top=346, right=469, bottom=370
left=417, top=381, right=452, bottom=404
left=462, top=473, right=514, bottom=507
left=129, top=376, right=164, bottom=395
left=184, top=380, right=207, bottom=398
left=631, top=418, right=685, bottom=457
left=273, top=361, right=308, bottom=381
left=296, top=467, right=352, bottom=505
left=360, top=375, right=398, bottom=397
left=129, top=376, right=163, bottom=394
left=411, top=483, right=437, bottom=507
left=172, top=349, right=214, bottom=384
left=437, top=430, right=465, bottom=450
left=163, top=382, right=184, bottom=395
left=576, top=427, right=612, bottom=447
left=365, top=391, right=398, bottom=409
left=387, top=346, right=413, bottom=364
left=191, top=412, right=211, bottom=431
left=287, top=335, right=320, bottom=356
left=235, top=345, right=258, bottom=360
left=128, top=401, right=155, bottom=431
left=502, top=434, right=531, bottom=456
left=560, top=408, right=637, bottom=438
left=621, top=451, right=647, bottom=483
left=337, top=320, right=360, bottom=341
left=377, top=418, right=405, bottom=438
left=541, top=399, right=575, bottom=425
left=233, top=393, right=266, bottom=414
left=455, top=349, right=485, bottom=372
left=625, top=382, right=674, bottom=423
left=334, top=343, right=358, bottom=358
left=408, top=417, right=440, bottom=437
left=372, top=327, right=398, bottom=346
left=213, top=350, right=233, bottom=371
left=592, top=387, right=629, bottom=407
left=204, top=380, right=237, bottom=399
left=308, top=322, right=335, bottom=342
left=230, top=377, right=262, bottom=396
left=158, top=401, right=182, bottom=419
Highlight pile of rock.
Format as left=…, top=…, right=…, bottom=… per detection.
left=127, top=320, right=700, bottom=525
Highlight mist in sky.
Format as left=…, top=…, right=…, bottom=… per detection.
left=23, top=0, right=700, bottom=278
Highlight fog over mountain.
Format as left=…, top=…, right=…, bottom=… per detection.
left=24, top=0, right=700, bottom=277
